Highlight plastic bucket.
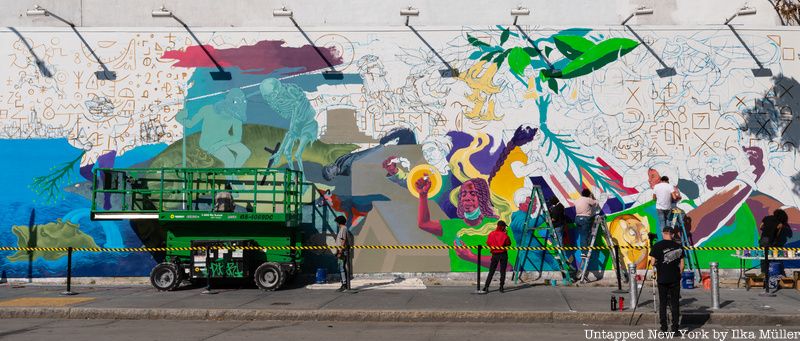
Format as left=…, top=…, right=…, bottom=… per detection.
left=681, top=271, right=695, bottom=289
left=701, top=273, right=711, bottom=290
left=315, top=267, right=327, bottom=284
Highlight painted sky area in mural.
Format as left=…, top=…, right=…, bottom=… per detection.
left=0, top=26, right=799, bottom=277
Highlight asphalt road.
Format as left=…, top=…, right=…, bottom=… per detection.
left=2, top=319, right=799, bottom=341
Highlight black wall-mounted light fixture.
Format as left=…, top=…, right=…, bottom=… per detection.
left=26, top=4, right=116, bottom=80
left=273, top=6, right=343, bottom=80
left=152, top=6, right=232, bottom=81
left=403, top=7, right=458, bottom=78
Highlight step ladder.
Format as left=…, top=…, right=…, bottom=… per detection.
left=577, top=210, right=629, bottom=283
left=671, top=208, right=701, bottom=278
left=512, top=186, right=574, bottom=285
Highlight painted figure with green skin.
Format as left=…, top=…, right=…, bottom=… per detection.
left=259, top=78, right=319, bottom=175
left=176, top=88, right=251, bottom=168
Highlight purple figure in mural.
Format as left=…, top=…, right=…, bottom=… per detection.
left=80, top=151, right=117, bottom=210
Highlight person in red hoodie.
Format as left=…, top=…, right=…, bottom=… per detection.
left=484, top=220, right=512, bottom=293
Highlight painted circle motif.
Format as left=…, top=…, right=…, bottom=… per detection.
left=406, top=164, right=443, bottom=199
left=313, top=34, right=356, bottom=72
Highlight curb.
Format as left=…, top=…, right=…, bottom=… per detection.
left=1, top=307, right=798, bottom=326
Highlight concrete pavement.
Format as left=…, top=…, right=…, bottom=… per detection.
left=3, top=319, right=799, bottom=341
left=1, top=278, right=800, bottom=326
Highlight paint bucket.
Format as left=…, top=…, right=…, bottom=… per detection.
left=315, top=268, right=327, bottom=284
left=701, top=273, right=711, bottom=290
left=681, top=271, right=695, bottom=289
left=768, top=262, right=785, bottom=289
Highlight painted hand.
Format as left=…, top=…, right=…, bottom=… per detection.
left=453, top=239, right=476, bottom=262
left=415, top=174, right=432, bottom=195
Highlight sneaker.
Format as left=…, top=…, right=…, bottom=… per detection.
left=337, top=285, right=346, bottom=292
left=499, top=287, right=505, bottom=293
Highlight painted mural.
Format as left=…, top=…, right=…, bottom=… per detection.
left=1, top=25, right=799, bottom=278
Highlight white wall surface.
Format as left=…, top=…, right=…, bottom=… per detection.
left=0, top=0, right=785, bottom=28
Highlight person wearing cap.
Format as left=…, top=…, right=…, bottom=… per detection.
left=649, top=227, right=684, bottom=333
left=484, top=220, right=512, bottom=293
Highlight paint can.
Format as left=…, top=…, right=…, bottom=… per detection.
left=681, top=271, right=695, bottom=289
left=315, top=267, right=327, bottom=284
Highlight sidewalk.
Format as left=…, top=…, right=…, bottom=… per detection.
left=2, top=278, right=799, bottom=326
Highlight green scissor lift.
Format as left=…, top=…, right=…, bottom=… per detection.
left=90, top=167, right=304, bottom=291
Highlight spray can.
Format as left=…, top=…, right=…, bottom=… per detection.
left=611, top=296, right=617, bottom=311
left=618, top=296, right=625, bottom=311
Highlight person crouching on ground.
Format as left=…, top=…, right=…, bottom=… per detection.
left=484, top=220, right=511, bottom=293
left=649, top=227, right=684, bottom=333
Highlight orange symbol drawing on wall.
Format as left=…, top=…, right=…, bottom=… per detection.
left=406, top=164, right=443, bottom=198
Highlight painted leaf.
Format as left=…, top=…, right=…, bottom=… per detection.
left=557, top=38, right=639, bottom=79
left=544, top=46, right=553, bottom=58
left=480, top=51, right=499, bottom=62
left=522, top=47, right=540, bottom=57
left=500, top=28, right=510, bottom=45
left=548, top=78, right=559, bottom=93
left=508, top=47, right=530, bottom=76
left=467, top=34, right=490, bottom=47
left=553, top=35, right=596, bottom=60
left=493, top=50, right=510, bottom=67
left=468, top=50, right=484, bottom=60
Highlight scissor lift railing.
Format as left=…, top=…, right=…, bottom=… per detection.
left=90, top=168, right=303, bottom=225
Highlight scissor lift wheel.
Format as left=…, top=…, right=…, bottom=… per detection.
left=254, top=262, right=285, bottom=291
left=150, top=263, right=182, bottom=291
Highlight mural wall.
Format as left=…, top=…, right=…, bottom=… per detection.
left=1, top=25, right=799, bottom=277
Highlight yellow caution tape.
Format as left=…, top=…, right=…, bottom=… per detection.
left=1, top=245, right=799, bottom=252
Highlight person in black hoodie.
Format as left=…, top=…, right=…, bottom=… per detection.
left=759, top=209, right=793, bottom=275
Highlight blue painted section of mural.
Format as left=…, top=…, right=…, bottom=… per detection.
left=0, top=139, right=160, bottom=277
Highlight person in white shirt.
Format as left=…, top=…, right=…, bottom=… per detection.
left=653, top=176, right=681, bottom=232
left=574, top=188, right=598, bottom=270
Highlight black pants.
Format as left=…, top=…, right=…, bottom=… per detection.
left=657, top=282, right=680, bottom=330
left=484, top=253, right=508, bottom=290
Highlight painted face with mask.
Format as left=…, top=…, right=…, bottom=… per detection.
left=460, top=181, right=481, bottom=220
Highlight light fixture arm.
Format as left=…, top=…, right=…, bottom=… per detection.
left=621, top=13, right=636, bottom=25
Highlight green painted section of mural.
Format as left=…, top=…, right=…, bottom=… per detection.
left=7, top=219, right=99, bottom=262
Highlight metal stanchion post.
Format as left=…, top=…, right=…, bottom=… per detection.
left=60, top=247, right=77, bottom=296
left=201, top=246, right=217, bottom=295
left=628, top=263, right=637, bottom=308
left=710, top=262, right=720, bottom=309
left=612, top=245, right=628, bottom=293
left=759, top=246, right=775, bottom=297
left=473, top=245, right=485, bottom=294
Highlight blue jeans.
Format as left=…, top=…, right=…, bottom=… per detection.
left=338, top=251, right=351, bottom=287
left=657, top=209, right=673, bottom=232
left=574, top=215, right=593, bottom=269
